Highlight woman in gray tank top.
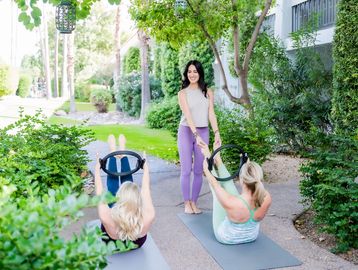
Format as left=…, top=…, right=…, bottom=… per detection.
left=177, top=60, right=221, bottom=214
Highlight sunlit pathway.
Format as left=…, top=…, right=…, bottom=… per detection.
left=0, top=95, right=66, bottom=128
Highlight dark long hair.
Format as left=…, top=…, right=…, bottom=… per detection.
left=181, top=60, right=208, bottom=97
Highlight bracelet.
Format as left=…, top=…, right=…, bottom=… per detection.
left=214, top=130, right=219, bottom=134
left=193, top=131, right=198, bottom=138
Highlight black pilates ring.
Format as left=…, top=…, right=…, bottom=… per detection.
left=99, top=151, right=146, bottom=177
left=206, top=144, right=248, bottom=181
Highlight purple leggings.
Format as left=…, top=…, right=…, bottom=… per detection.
left=177, top=125, right=209, bottom=202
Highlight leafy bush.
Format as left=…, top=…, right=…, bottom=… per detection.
left=123, top=47, right=140, bottom=74
left=250, top=29, right=332, bottom=153
left=160, top=43, right=181, bottom=97
left=146, top=96, right=181, bottom=137
left=299, top=132, right=358, bottom=252
left=178, top=41, right=215, bottom=87
left=215, top=107, right=274, bottom=167
left=90, top=89, right=112, bottom=113
left=0, top=111, right=95, bottom=198
left=331, top=0, right=358, bottom=136
left=75, top=82, right=92, bottom=102
left=116, top=73, right=164, bottom=117
left=16, top=74, right=32, bottom=98
left=0, top=182, right=114, bottom=270
left=0, top=65, right=19, bottom=97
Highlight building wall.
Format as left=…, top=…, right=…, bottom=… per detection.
left=213, top=0, right=338, bottom=107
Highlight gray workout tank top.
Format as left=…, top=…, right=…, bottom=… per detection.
left=179, top=88, right=209, bottom=127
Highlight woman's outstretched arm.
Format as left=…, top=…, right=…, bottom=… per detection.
left=95, top=155, right=113, bottom=226
left=140, top=153, right=155, bottom=236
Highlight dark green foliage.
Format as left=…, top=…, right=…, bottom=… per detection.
left=331, top=0, right=358, bottom=136
left=116, top=73, right=164, bottom=117
left=299, top=132, right=358, bottom=252
left=90, top=89, right=113, bottom=113
left=215, top=107, right=274, bottom=167
left=160, top=44, right=181, bottom=97
left=0, top=111, right=95, bottom=198
left=0, top=182, right=114, bottom=269
left=146, top=96, right=181, bottom=138
left=178, top=41, right=215, bottom=87
left=123, top=47, right=140, bottom=74
left=0, top=65, right=19, bottom=97
left=152, top=45, right=162, bottom=80
left=16, top=74, right=32, bottom=98
left=250, top=31, right=332, bottom=153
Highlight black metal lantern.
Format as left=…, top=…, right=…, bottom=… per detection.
left=55, top=0, right=76, bottom=34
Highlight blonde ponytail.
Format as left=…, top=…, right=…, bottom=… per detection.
left=239, top=160, right=266, bottom=208
left=110, top=182, right=144, bottom=241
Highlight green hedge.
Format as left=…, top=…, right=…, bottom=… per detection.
left=146, top=96, right=181, bottom=137
left=299, top=133, right=358, bottom=252
left=215, top=107, right=273, bottom=169
left=331, top=0, right=358, bottom=136
left=0, top=111, right=95, bottom=198
left=16, top=74, right=32, bottom=98
left=116, top=72, right=164, bottom=117
left=123, top=47, right=140, bottom=74
left=160, top=44, right=181, bottom=97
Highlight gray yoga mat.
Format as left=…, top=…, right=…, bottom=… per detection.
left=87, top=220, right=170, bottom=270
left=178, top=212, right=302, bottom=270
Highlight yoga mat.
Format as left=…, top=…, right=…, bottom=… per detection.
left=87, top=220, right=170, bottom=270
left=178, top=212, right=302, bottom=270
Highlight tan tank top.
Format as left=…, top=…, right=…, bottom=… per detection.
left=179, top=88, right=209, bottom=127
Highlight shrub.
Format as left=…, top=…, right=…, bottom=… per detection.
left=146, top=96, right=181, bottom=137
left=75, top=82, right=92, bottom=102
left=249, top=30, right=332, bottom=153
left=0, top=65, right=19, bottom=97
left=16, top=74, right=32, bottom=98
left=215, top=107, right=274, bottom=167
left=0, top=182, right=114, bottom=270
left=160, top=43, right=181, bottom=97
left=299, top=132, right=358, bottom=252
left=123, top=47, right=140, bottom=74
left=0, top=111, right=95, bottom=198
left=116, top=73, right=164, bottom=117
left=331, top=0, right=358, bottom=136
left=90, top=89, right=112, bottom=113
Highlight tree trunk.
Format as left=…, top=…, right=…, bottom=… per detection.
left=138, top=30, right=150, bottom=122
left=41, top=3, right=52, bottom=99
left=113, top=6, right=121, bottom=111
left=61, top=34, right=68, bottom=99
left=53, top=29, right=59, bottom=98
left=67, top=33, right=76, bottom=113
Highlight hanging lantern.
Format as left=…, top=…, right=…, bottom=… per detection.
left=55, top=0, right=76, bottom=34
left=174, top=0, right=187, bottom=18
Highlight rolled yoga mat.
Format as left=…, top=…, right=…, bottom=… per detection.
left=177, top=212, right=302, bottom=270
left=87, top=219, right=170, bottom=270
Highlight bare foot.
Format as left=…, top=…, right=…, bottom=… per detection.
left=118, top=134, right=126, bottom=151
left=184, top=201, right=194, bottom=214
left=190, top=201, right=202, bottom=214
left=107, top=134, right=116, bottom=153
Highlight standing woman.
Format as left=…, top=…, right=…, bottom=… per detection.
left=178, top=60, right=221, bottom=214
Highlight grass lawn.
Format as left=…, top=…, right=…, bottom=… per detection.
left=48, top=116, right=81, bottom=125
left=90, top=124, right=178, bottom=162
left=59, top=101, right=116, bottom=112
left=47, top=116, right=178, bottom=162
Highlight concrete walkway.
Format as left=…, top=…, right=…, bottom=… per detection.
left=76, top=140, right=356, bottom=270
left=0, top=95, right=66, bottom=128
